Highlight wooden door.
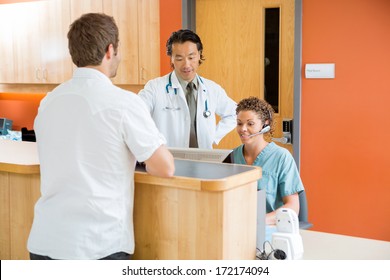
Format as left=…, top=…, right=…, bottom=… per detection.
left=196, top=0, right=295, bottom=154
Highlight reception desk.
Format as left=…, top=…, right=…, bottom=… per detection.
left=0, top=140, right=262, bottom=260
left=134, top=160, right=262, bottom=260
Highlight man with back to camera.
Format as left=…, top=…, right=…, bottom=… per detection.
left=27, top=13, right=175, bottom=260
left=138, top=29, right=237, bottom=149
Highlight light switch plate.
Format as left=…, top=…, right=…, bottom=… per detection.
left=305, top=63, right=335, bottom=79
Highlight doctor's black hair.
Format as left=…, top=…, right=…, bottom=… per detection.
left=166, top=29, right=205, bottom=65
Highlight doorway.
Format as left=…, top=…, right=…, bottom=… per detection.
left=195, top=0, right=301, bottom=161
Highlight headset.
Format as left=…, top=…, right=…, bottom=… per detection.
left=165, top=72, right=211, bottom=118
left=248, top=107, right=273, bottom=137
left=248, top=125, right=270, bottom=137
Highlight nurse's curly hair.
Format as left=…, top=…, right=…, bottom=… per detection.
left=236, top=96, right=275, bottom=135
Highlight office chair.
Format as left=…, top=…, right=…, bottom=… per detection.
left=298, top=191, right=313, bottom=229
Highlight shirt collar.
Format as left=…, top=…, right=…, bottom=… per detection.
left=73, top=67, right=113, bottom=84
left=175, top=72, right=199, bottom=92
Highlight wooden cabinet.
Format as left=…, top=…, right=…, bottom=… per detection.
left=0, top=0, right=72, bottom=84
left=71, top=0, right=160, bottom=84
left=0, top=4, right=17, bottom=83
left=87, top=0, right=140, bottom=84
left=137, top=0, right=160, bottom=84
left=104, top=0, right=160, bottom=84
left=0, top=0, right=160, bottom=85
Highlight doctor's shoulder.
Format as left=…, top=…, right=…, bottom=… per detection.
left=139, top=75, right=167, bottom=97
left=199, top=76, right=226, bottom=93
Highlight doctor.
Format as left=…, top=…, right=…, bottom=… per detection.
left=138, top=29, right=237, bottom=149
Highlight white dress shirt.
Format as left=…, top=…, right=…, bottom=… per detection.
left=28, top=68, right=166, bottom=259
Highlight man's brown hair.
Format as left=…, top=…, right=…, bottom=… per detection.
left=68, top=13, right=119, bottom=67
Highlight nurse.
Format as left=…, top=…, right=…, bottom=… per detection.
left=232, top=96, right=304, bottom=225
left=138, top=29, right=237, bottom=149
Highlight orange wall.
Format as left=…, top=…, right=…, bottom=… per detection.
left=159, top=0, right=182, bottom=75
left=301, top=0, right=390, bottom=241
left=0, top=93, right=45, bottom=130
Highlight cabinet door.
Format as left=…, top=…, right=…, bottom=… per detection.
left=0, top=2, right=41, bottom=83
left=0, top=4, right=18, bottom=83
left=104, top=0, right=139, bottom=84
left=138, top=0, right=160, bottom=84
left=0, top=1, right=72, bottom=84
left=40, top=0, right=72, bottom=83
left=0, top=0, right=159, bottom=85
left=70, top=0, right=103, bottom=21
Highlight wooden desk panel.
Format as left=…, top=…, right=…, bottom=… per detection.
left=0, top=171, right=40, bottom=260
left=0, top=171, right=11, bottom=259
left=134, top=180, right=257, bottom=259
left=133, top=160, right=261, bottom=260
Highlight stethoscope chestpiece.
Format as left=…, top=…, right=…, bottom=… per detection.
left=203, top=110, right=211, bottom=118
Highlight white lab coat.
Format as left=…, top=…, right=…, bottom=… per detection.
left=138, top=71, right=237, bottom=149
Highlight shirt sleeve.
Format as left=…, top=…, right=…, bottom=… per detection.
left=121, top=94, right=166, bottom=162
left=213, top=84, right=237, bottom=144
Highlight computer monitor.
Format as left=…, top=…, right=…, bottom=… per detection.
left=0, top=118, right=13, bottom=135
left=168, top=147, right=232, bottom=163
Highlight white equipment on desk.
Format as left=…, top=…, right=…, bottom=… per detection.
left=272, top=208, right=304, bottom=260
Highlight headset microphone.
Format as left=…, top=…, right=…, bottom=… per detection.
left=248, top=125, right=270, bottom=137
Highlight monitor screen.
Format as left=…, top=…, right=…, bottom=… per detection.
left=168, top=147, right=232, bottom=163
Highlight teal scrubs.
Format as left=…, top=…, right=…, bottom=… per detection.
left=232, top=142, right=304, bottom=213
left=233, top=142, right=304, bottom=242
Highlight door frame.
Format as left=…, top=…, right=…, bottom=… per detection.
left=293, top=0, right=302, bottom=170
left=182, top=0, right=303, bottom=170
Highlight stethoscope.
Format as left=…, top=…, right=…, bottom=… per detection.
left=165, top=72, right=211, bottom=118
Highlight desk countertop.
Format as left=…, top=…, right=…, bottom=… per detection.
left=0, top=139, right=39, bottom=174
left=0, top=140, right=262, bottom=190
left=300, top=230, right=390, bottom=260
